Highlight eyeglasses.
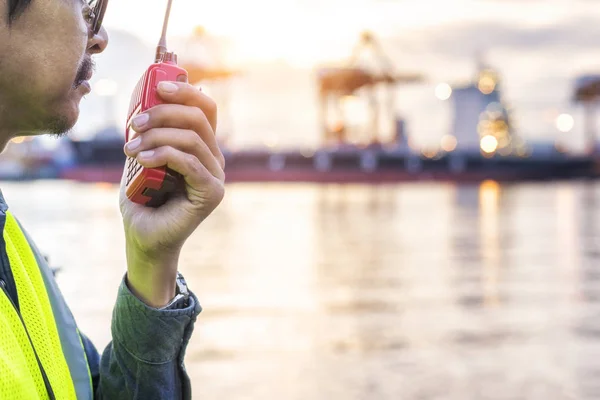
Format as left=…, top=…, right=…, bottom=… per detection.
left=88, top=0, right=109, bottom=35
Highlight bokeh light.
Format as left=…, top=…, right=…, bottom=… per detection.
left=478, top=75, right=496, bottom=95
left=480, top=135, right=499, bottom=154
left=440, top=134, right=457, bottom=152
left=435, top=83, right=452, bottom=101
left=556, top=113, right=575, bottom=133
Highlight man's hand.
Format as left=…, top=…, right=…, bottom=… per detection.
left=120, top=81, right=225, bottom=308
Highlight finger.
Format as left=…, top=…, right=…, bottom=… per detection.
left=130, top=104, right=223, bottom=166
left=125, top=128, right=224, bottom=176
left=156, top=81, right=217, bottom=133
left=136, top=146, right=225, bottom=186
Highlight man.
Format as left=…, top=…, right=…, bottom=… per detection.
left=0, top=0, right=225, bottom=399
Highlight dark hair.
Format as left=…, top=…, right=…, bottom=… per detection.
left=8, top=0, right=32, bottom=22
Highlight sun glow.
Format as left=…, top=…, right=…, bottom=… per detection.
left=102, top=0, right=501, bottom=66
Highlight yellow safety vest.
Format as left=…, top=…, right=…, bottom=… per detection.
left=0, top=210, right=93, bottom=399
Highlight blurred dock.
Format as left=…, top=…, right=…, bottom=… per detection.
left=19, top=146, right=600, bottom=184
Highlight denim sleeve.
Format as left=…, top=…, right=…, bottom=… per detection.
left=85, top=277, right=201, bottom=400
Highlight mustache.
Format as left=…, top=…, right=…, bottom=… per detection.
left=74, top=57, right=95, bottom=88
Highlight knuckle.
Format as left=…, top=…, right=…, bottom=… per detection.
left=203, top=97, right=218, bottom=117
left=176, top=127, right=192, bottom=141
left=141, top=128, right=165, bottom=147
left=184, top=153, right=200, bottom=173
left=154, top=146, right=168, bottom=160
left=217, top=169, right=226, bottom=183
left=150, top=104, right=184, bottom=127
left=191, top=107, right=208, bottom=126
left=206, top=177, right=225, bottom=202
left=212, top=179, right=226, bottom=202
left=217, top=152, right=226, bottom=169
left=142, top=127, right=157, bottom=139
left=191, top=135, right=205, bottom=154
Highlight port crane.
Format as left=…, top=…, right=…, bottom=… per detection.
left=316, top=31, right=424, bottom=147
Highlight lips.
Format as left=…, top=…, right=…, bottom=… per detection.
left=74, top=57, right=95, bottom=88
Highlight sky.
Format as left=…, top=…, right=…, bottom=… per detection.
left=102, top=0, right=600, bottom=66
left=75, top=0, right=600, bottom=151
left=99, top=0, right=599, bottom=65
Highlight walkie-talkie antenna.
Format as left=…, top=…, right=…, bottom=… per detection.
left=155, top=0, right=174, bottom=62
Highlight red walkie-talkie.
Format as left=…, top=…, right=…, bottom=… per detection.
left=125, top=0, right=187, bottom=207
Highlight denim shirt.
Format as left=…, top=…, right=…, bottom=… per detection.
left=87, top=278, right=201, bottom=400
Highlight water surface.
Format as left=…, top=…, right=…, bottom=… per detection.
left=2, top=180, right=598, bottom=400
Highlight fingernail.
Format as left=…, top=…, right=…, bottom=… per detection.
left=139, top=150, right=155, bottom=159
left=126, top=137, right=141, bottom=151
left=158, top=82, right=178, bottom=93
left=132, top=113, right=149, bottom=129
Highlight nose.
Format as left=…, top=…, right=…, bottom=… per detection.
left=88, top=26, right=109, bottom=55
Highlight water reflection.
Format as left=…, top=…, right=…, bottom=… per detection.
left=2, top=181, right=600, bottom=399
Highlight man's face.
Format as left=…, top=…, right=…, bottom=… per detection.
left=0, top=0, right=108, bottom=141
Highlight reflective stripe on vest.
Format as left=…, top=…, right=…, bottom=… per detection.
left=19, top=220, right=93, bottom=400
left=0, top=212, right=79, bottom=399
